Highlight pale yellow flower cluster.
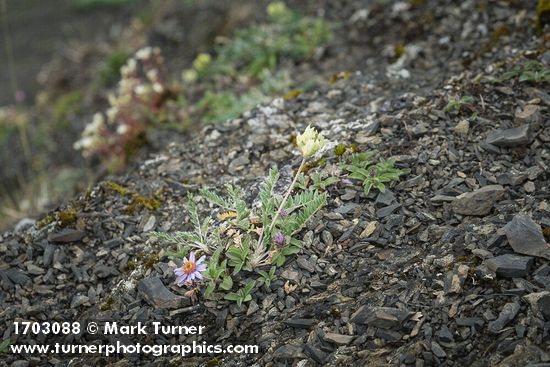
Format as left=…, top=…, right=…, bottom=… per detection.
left=193, top=53, right=212, bottom=71
left=182, top=53, right=212, bottom=84
left=267, top=1, right=289, bottom=18
left=73, top=113, right=105, bottom=155
left=296, top=125, right=326, bottom=158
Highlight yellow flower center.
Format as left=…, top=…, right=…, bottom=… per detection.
left=182, top=261, right=196, bottom=274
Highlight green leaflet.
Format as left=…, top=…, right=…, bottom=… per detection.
left=341, top=151, right=409, bottom=196
left=257, top=266, right=277, bottom=287
left=283, top=192, right=327, bottom=236
left=224, top=280, right=255, bottom=307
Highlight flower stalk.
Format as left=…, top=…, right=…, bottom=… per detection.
left=256, top=124, right=325, bottom=253
left=269, top=157, right=306, bottom=234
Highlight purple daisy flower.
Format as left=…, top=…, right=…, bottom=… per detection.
left=273, top=232, right=285, bottom=247
left=174, top=251, right=207, bottom=286
left=369, top=169, right=377, bottom=177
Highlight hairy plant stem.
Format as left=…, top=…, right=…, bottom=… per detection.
left=269, top=158, right=306, bottom=233
left=255, top=157, right=306, bottom=256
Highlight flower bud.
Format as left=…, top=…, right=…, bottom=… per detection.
left=273, top=232, right=285, bottom=246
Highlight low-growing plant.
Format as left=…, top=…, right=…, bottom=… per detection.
left=151, top=193, right=214, bottom=257
left=0, top=338, right=10, bottom=354
left=296, top=172, right=338, bottom=191
left=74, top=47, right=186, bottom=170
left=341, top=152, right=409, bottom=195
left=195, top=90, right=265, bottom=123
left=97, top=49, right=130, bottom=87
left=498, top=60, right=550, bottom=84
left=151, top=125, right=329, bottom=304
left=181, top=2, right=330, bottom=123
left=193, top=63, right=293, bottom=123
left=0, top=106, right=29, bottom=147
left=197, top=2, right=330, bottom=79
left=224, top=280, right=255, bottom=307
left=53, top=91, right=83, bottom=127
left=443, top=95, right=475, bottom=113
left=257, top=266, right=277, bottom=287
left=74, top=3, right=330, bottom=171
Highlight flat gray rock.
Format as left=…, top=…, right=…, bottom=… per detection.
left=431, top=194, right=456, bottom=202
left=48, top=228, right=86, bottom=243
left=351, top=305, right=411, bottom=329
left=436, top=325, right=454, bottom=343
left=296, top=257, right=315, bottom=273
left=304, top=344, right=327, bottom=364
left=281, top=269, right=300, bottom=282
left=523, top=291, right=550, bottom=320
left=376, top=203, right=401, bottom=218
left=540, top=294, right=550, bottom=320
left=406, top=123, right=429, bottom=137
left=375, top=189, right=395, bottom=207
left=451, top=185, right=504, bottom=216
left=273, top=345, right=305, bottom=360
left=363, top=119, right=380, bottom=135
left=43, top=244, right=55, bottom=267
left=485, top=254, right=534, bottom=278
left=138, top=277, right=189, bottom=309
left=324, top=332, right=354, bottom=345
left=504, top=214, right=550, bottom=260
left=486, top=124, right=532, bottom=147
left=431, top=341, right=447, bottom=358
left=284, top=318, right=316, bottom=329
left=488, top=302, right=520, bottom=333
left=2, top=268, right=31, bottom=286
left=496, top=172, right=528, bottom=187
left=514, top=104, right=541, bottom=126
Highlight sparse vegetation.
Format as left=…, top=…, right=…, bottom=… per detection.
left=443, top=95, right=475, bottom=113
left=74, top=47, right=185, bottom=170
left=498, top=60, right=550, bottom=84
left=341, top=152, right=409, bottom=195
left=97, top=49, right=130, bottom=87
left=53, top=91, right=83, bottom=126
left=181, top=1, right=331, bottom=123
left=193, top=1, right=330, bottom=80
left=0, top=338, right=10, bottom=354
left=152, top=169, right=326, bottom=303
left=73, top=2, right=332, bottom=167
left=151, top=126, right=328, bottom=304
left=296, top=172, right=338, bottom=191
